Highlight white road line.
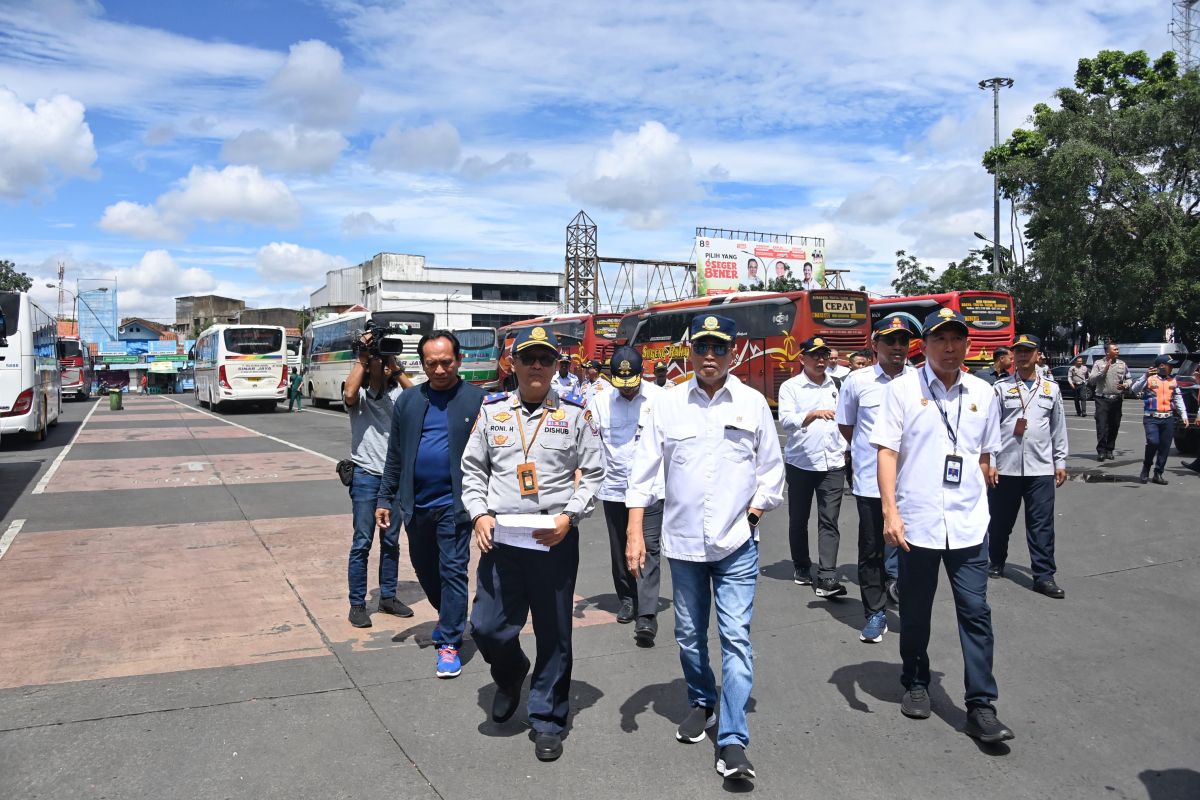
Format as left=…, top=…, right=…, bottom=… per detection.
left=31, top=398, right=102, bottom=495
left=295, top=407, right=343, bottom=419
left=0, top=519, right=25, bottom=561
left=162, top=396, right=338, bottom=464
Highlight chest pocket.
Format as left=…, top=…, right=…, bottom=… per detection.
left=665, top=429, right=697, bottom=464
left=721, top=422, right=756, bottom=463
left=538, top=420, right=573, bottom=450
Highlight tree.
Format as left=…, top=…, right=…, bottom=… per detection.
left=985, top=49, right=1200, bottom=349
left=890, top=250, right=936, bottom=295
left=0, top=259, right=33, bottom=292
left=887, top=249, right=1000, bottom=296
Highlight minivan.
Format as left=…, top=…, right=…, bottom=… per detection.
left=1079, top=342, right=1188, bottom=397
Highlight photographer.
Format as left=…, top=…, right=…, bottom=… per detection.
left=344, top=327, right=414, bottom=628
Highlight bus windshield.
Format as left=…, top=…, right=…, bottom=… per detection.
left=0, top=292, right=19, bottom=338
left=224, top=327, right=282, bottom=355
left=57, top=340, right=83, bottom=359
left=457, top=329, right=498, bottom=351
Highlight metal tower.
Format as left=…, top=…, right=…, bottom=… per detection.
left=565, top=210, right=600, bottom=313
left=1173, top=1, right=1200, bottom=70
left=56, top=261, right=66, bottom=320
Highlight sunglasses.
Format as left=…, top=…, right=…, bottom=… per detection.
left=692, top=342, right=730, bottom=356
left=516, top=352, right=557, bottom=367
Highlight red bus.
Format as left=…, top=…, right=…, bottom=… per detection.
left=56, top=336, right=93, bottom=401
left=868, top=291, right=1015, bottom=367
left=496, top=313, right=622, bottom=389
left=614, top=290, right=871, bottom=406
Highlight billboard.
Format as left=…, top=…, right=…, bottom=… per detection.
left=696, top=236, right=826, bottom=296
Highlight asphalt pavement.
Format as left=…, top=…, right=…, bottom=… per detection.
left=0, top=394, right=1197, bottom=800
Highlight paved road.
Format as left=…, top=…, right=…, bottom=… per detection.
left=0, top=395, right=1197, bottom=800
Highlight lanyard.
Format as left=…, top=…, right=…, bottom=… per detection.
left=515, top=402, right=547, bottom=460
left=923, top=372, right=963, bottom=454
left=1016, top=376, right=1041, bottom=418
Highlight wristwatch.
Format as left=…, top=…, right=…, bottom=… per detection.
left=562, top=510, right=580, bottom=527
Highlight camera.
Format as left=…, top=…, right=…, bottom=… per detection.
left=353, top=319, right=406, bottom=358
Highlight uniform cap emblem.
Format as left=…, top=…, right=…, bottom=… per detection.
left=938, top=308, right=954, bottom=319
left=619, top=360, right=631, bottom=372
left=531, top=327, right=547, bottom=340
left=703, top=316, right=719, bottom=330
left=813, top=337, right=824, bottom=348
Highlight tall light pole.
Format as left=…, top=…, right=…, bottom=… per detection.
left=979, top=77, right=1013, bottom=275
left=443, top=289, right=461, bottom=329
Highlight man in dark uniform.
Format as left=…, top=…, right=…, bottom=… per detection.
left=461, top=325, right=603, bottom=762
left=1130, top=355, right=1189, bottom=485
left=976, top=347, right=1012, bottom=385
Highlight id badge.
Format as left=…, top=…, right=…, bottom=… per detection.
left=943, top=454, right=963, bottom=485
left=1014, top=417, right=1027, bottom=437
left=517, top=461, right=539, bottom=496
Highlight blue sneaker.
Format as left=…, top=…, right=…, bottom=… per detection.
left=859, top=611, right=887, bottom=643
left=436, top=645, right=461, bottom=678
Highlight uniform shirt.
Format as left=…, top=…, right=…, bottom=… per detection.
left=992, top=373, right=1069, bottom=476
left=350, top=384, right=403, bottom=475
left=1088, top=358, right=1129, bottom=398
left=975, top=367, right=1009, bottom=386
left=580, top=378, right=609, bottom=407
left=551, top=372, right=580, bottom=396
left=870, top=363, right=1000, bottom=549
left=461, top=389, right=603, bottom=521
left=1130, top=373, right=1187, bottom=417
left=827, top=364, right=850, bottom=381
left=1067, top=365, right=1089, bottom=388
left=778, top=370, right=845, bottom=471
left=835, top=363, right=913, bottom=497
left=626, top=374, right=785, bottom=563
left=589, top=381, right=664, bottom=502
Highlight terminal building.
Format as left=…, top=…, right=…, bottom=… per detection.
left=308, top=252, right=562, bottom=330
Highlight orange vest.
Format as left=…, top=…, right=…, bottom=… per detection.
left=1143, top=375, right=1177, bottom=415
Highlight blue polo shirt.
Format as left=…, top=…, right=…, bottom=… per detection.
left=413, top=383, right=457, bottom=509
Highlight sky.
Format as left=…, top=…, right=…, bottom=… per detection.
left=0, top=0, right=1173, bottom=323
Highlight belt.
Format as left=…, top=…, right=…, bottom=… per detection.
left=1149, top=412, right=1173, bottom=419
left=1100, top=394, right=1122, bottom=400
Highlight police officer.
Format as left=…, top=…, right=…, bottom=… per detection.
left=1088, top=342, right=1130, bottom=461
left=461, top=325, right=603, bottom=762
left=1067, top=356, right=1090, bottom=417
left=987, top=334, right=1069, bottom=599
left=653, top=360, right=671, bottom=387
left=1131, top=354, right=1189, bottom=485
left=580, top=359, right=608, bottom=407
left=551, top=355, right=580, bottom=395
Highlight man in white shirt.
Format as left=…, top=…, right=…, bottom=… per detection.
left=835, top=313, right=918, bottom=643
left=826, top=348, right=850, bottom=381
left=625, top=314, right=784, bottom=783
left=551, top=355, right=580, bottom=396
left=590, top=346, right=664, bottom=644
left=778, top=336, right=846, bottom=598
left=580, top=359, right=607, bottom=407
left=871, top=307, right=1015, bottom=744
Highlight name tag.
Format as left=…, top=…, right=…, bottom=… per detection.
left=1014, top=418, right=1027, bottom=437
left=944, top=454, right=963, bottom=485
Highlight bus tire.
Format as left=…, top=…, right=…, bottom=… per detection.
left=29, top=399, right=47, bottom=442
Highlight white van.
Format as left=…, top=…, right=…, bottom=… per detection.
left=0, top=291, right=62, bottom=441
left=1080, top=342, right=1188, bottom=396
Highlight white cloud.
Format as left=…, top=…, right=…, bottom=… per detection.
left=341, top=211, right=395, bottom=236
left=0, top=87, right=97, bottom=199
left=123, top=249, right=217, bottom=295
left=459, top=151, right=533, bottom=181
left=255, top=241, right=348, bottom=283
left=268, top=40, right=360, bottom=128
left=221, top=126, right=347, bottom=174
left=99, top=200, right=181, bottom=240
left=568, top=121, right=703, bottom=229
left=369, top=121, right=461, bottom=172
left=834, top=177, right=908, bottom=224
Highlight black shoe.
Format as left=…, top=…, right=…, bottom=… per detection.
left=348, top=605, right=371, bottom=628
left=793, top=567, right=813, bottom=586
left=715, top=744, right=756, bottom=780
left=813, top=576, right=847, bottom=598
left=1182, top=460, right=1200, bottom=474
left=616, top=597, right=636, bottom=624
left=634, top=615, right=657, bottom=647
left=676, top=705, right=716, bottom=743
left=534, top=732, right=563, bottom=762
left=965, top=706, right=1015, bottom=743
left=491, top=653, right=531, bottom=723
left=1152, top=473, right=1169, bottom=485
left=987, top=565, right=1003, bottom=579
left=1139, top=471, right=1150, bottom=484
left=1097, top=452, right=1107, bottom=462
left=1107, top=450, right=1116, bottom=460
left=885, top=578, right=900, bottom=605
left=1032, top=579, right=1065, bottom=599
left=901, top=687, right=931, bottom=719
left=379, top=595, right=414, bottom=617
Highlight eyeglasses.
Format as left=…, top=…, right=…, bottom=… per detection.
left=692, top=342, right=729, bottom=356
left=516, top=352, right=557, bottom=367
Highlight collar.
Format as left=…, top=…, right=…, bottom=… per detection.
left=798, top=369, right=834, bottom=388
left=872, top=363, right=909, bottom=382
left=510, top=390, right=559, bottom=412
left=921, top=361, right=963, bottom=393
left=688, top=373, right=736, bottom=403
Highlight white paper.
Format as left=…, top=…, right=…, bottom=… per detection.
left=493, top=514, right=557, bottom=552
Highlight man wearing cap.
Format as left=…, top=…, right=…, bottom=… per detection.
left=590, top=346, right=665, bottom=643
left=778, top=336, right=847, bottom=598
left=625, top=314, right=785, bottom=782
left=551, top=355, right=580, bottom=396
left=872, top=307, right=1014, bottom=744
left=653, top=361, right=671, bottom=388
left=580, top=359, right=607, bottom=407
left=1130, top=355, right=1189, bottom=485
left=1088, top=342, right=1130, bottom=461
left=1067, top=356, right=1090, bottom=417
left=836, top=313, right=918, bottom=643
left=987, top=334, right=1069, bottom=599
left=461, top=325, right=604, bottom=762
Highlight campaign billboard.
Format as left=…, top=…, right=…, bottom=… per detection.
left=695, top=236, right=826, bottom=296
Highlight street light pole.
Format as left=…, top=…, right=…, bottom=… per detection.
left=979, top=77, right=1014, bottom=275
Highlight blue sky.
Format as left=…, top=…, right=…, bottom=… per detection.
left=0, top=0, right=1170, bottom=322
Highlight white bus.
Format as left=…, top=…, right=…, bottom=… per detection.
left=286, top=332, right=303, bottom=374
left=303, top=310, right=433, bottom=407
left=0, top=291, right=62, bottom=441
left=192, top=324, right=288, bottom=412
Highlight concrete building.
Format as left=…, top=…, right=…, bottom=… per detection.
left=309, top=252, right=562, bottom=330
left=239, top=307, right=301, bottom=329
left=175, top=295, right=246, bottom=334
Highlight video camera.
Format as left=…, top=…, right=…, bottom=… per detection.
left=353, top=318, right=406, bottom=358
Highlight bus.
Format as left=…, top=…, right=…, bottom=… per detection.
left=454, top=327, right=501, bottom=388
left=303, top=309, right=435, bottom=407
left=285, top=331, right=303, bottom=374
left=56, top=336, right=93, bottom=401
left=1, top=291, right=62, bottom=441
left=615, top=290, right=871, bottom=406
left=868, top=291, right=1015, bottom=367
left=193, top=324, right=288, bottom=412
left=495, top=313, right=622, bottom=389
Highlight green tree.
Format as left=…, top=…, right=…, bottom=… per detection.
left=889, top=250, right=935, bottom=295
left=0, top=259, right=33, bottom=292
left=985, top=49, right=1200, bottom=349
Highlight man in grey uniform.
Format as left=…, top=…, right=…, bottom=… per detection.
left=1088, top=342, right=1129, bottom=460
left=462, top=325, right=603, bottom=763
left=987, top=334, right=1069, bottom=598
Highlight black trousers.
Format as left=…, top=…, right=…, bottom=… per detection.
left=470, top=529, right=579, bottom=734
left=1143, top=417, right=1177, bottom=475
left=1072, top=386, right=1088, bottom=416
left=1094, top=396, right=1123, bottom=454
left=986, top=475, right=1057, bottom=581
left=855, top=495, right=886, bottom=618
left=786, top=464, right=844, bottom=580
left=602, top=499, right=663, bottom=616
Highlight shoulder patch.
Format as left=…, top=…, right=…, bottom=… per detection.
left=483, top=391, right=510, bottom=404
left=561, top=392, right=586, bottom=408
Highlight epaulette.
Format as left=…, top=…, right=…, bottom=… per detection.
left=560, top=392, right=586, bottom=408
left=483, top=391, right=510, bottom=404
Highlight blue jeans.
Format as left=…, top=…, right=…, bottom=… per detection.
left=668, top=538, right=758, bottom=748
left=348, top=467, right=400, bottom=606
left=408, top=505, right=471, bottom=647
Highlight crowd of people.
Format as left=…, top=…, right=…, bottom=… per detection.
left=329, top=313, right=1196, bottom=780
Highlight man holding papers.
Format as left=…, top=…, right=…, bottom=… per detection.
left=461, top=324, right=603, bottom=763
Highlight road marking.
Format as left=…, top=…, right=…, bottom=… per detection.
left=294, top=407, right=343, bottom=418
left=162, top=397, right=338, bottom=464
left=31, top=398, right=101, bottom=495
left=0, top=519, right=25, bottom=561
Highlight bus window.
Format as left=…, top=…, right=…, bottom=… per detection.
left=224, top=327, right=283, bottom=355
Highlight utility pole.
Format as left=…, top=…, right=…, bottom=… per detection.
left=56, top=261, right=66, bottom=321
left=979, top=77, right=1014, bottom=275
